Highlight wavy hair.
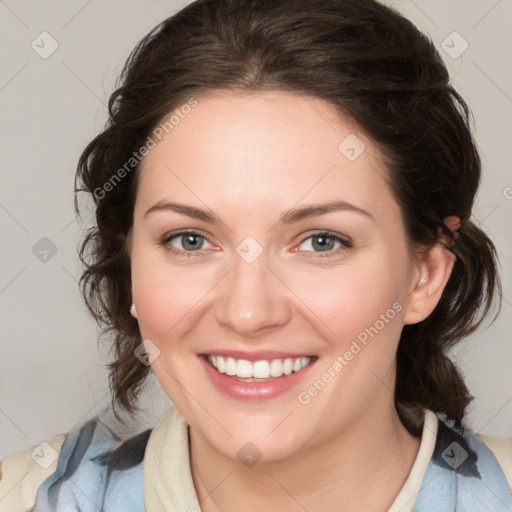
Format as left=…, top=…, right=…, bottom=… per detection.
left=75, top=0, right=502, bottom=434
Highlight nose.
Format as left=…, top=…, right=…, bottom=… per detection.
left=213, top=249, right=293, bottom=338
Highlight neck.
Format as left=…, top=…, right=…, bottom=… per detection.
left=189, top=400, right=421, bottom=512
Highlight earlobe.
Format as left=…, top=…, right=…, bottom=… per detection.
left=403, top=243, right=457, bottom=325
left=403, top=216, right=460, bottom=325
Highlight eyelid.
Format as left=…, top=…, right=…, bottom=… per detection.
left=160, top=228, right=212, bottom=245
left=159, top=229, right=353, bottom=258
left=294, top=230, right=353, bottom=257
left=159, top=229, right=216, bottom=256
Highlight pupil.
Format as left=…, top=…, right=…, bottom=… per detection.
left=314, top=235, right=333, bottom=252
left=183, top=235, right=202, bottom=250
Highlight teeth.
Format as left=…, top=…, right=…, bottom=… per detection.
left=270, top=359, right=283, bottom=377
left=253, top=360, right=270, bottom=378
left=225, top=357, right=237, bottom=376
left=207, top=355, right=312, bottom=379
left=237, top=359, right=253, bottom=378
left=217, top=355, right=226, bottom=373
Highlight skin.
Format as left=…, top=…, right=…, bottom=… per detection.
left=129, top=90, right=457, bottom=511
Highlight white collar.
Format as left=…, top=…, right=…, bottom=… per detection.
left=144, top=406, right=438, bottom=511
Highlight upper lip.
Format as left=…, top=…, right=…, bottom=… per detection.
left=200, top=350, right=315, bottom=362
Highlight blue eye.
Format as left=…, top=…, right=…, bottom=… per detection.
left=160, top=230, right=212, bottom=257
left=159, top=230, right=352, bottom=259
left=297, top=231, right=352, bottom=257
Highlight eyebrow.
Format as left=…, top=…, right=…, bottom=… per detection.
left=144, top=200, right=374, bottom=224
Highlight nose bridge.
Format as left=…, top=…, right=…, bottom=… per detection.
left=215, top=239, right=291, bottom=336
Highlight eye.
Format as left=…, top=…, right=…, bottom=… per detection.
left=296, top=231, right=353, bottom=258
left=159, top=230, right=214, bottom=257
left=158, top=229, right=352, bottom=259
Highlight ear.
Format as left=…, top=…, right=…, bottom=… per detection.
left=402, top=217, right=459, bottom=325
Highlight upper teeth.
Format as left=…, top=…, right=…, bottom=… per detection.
left=207, top=355, right=312, bottom=379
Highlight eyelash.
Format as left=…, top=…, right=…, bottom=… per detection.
left=159, top=229, right=353, bottom=259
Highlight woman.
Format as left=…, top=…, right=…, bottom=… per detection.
left=1, top=0, right=511, bottom=510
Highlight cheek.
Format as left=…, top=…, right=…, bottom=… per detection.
left=130, top=243, right=214, bottom=340
left=130, top=228, right=409, bottom=356
left=285, top=258, right=403, bottom=346
left=134, top=272, right=207, bottom=340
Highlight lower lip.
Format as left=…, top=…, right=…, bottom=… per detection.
left=199, top=356, right=316, bottom=401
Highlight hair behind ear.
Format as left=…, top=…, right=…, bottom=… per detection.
left=395, top=219, right=502, bottom=434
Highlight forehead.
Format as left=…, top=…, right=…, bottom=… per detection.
left=136, top=90, right=399, bottom=225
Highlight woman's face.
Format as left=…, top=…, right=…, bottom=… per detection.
left=130, top=90, right=422, bottom=463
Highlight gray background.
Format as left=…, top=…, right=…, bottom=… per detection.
left=1, top=0, right=511, bottom=459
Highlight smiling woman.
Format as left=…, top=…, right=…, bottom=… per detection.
left=1, top=0, right=511, bottom=511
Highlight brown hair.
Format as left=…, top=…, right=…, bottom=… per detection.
left=75, top=0, right=502, bottom=434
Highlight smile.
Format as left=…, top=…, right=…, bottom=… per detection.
left=204, top=354, right=314, bottom=381
left=199, top=351, right=318, bottom=400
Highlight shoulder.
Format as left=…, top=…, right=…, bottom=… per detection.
left=0, top=417, right=152, bottom=511
left=478, top=433, right=512, bottom=492
left=0, top=433, right=66, bottom=511
left=414, top=415, right=512, bottom=511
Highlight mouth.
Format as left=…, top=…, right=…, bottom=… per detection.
left=201, top=354, right=316, bottom=382
left=201, top=354, right=318, bottom=397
